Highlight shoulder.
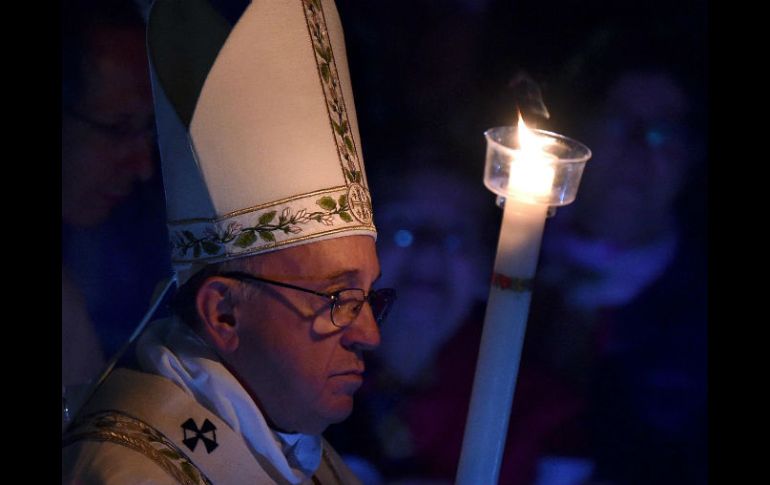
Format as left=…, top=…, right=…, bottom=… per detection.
left=63, top=409, right=212, bottom=485
left=62, top=368, right=273, bottom=484
left=63, top=438, right=179, bottom=485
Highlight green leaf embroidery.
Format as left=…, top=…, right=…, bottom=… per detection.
left=339, top=211, right=353, bottom=222
left=344, top=135, right=355, bottom=153
left=333, top=120, right=347, bottom=136
left=347, top=170, right=361, bottom=183
left=201, top=241, right=221, bottom=255
left=332, top=120, right=348, bottom=136
left=259, top=231, right=276, bottom=242
left=344, top=168, right=354, bottom=183
left=182, top=230, right=196, bottom=242
left=317, top=196, right=337, bottom=211
left=314, top=44, right=331, bottom=62
left=180, top=462, right=199, bottom=483
left=235, top=231, right=257, bottom=248
left=160, top=449, right=180, bottom=459
left=193, top=244, right=201, bottom=258
left=320, top=63, right=330, bottom=82
left=259, top=210, right=277, bottom=225
left=338, top=194, right=347, bottom=207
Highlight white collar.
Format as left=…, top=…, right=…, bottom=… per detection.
left=135, top=317, right=322, bottom=483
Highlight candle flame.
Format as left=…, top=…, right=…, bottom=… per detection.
left=516, top=114, right=552, bottom=153
left=507, top=114, right=556, bottom=199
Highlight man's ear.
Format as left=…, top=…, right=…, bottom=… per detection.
left=195, top=277, right=241, bottom=354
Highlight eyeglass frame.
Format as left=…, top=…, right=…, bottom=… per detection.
left=216, top=271, right=396, bottom=329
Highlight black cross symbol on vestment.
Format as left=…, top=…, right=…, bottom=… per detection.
left=181, top=418, right=218, bottom=454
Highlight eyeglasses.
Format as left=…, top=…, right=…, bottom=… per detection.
left=217, top=271, right=396, bottom=329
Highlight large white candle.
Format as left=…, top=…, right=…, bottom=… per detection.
left=456, top=118, right=590, bottom=485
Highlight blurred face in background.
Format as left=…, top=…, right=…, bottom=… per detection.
left=572, top=70, right=690, bottom=245
left=374, top=170, right=493, bottom=383
left=62, top=25, right=155, bottom=227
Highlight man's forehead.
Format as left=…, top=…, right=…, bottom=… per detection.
left=250, top=235, right=379, bottom=283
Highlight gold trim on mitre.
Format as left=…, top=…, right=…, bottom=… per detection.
left=168, top=185, right=373, bottom=264
left=301, top=0, right=367, bottom=195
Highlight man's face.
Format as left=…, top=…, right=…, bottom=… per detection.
left=62, top=26, right=155, bottom=227
left=374, top=172, right=492, bottom=383
left=228, top=235, right=381, bottom=434
left=574, top=71, right=690, bottom=244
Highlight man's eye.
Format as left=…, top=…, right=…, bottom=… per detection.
left=337, top=300, right=363, bottom=317
left=338, top=294, right=361, bottom=305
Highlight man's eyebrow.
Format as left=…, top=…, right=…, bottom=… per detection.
left=318, top=269, right=382, bottom=286
left=321, top=269, right=359, bottom=281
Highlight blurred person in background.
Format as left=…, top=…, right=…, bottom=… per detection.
left=61, top=0, right=154, bottom=228
left=62, top=0, right=168, bottom=420
left=529, top=21, right=707, bottom=484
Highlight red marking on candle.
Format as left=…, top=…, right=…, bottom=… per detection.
left=491, top=272, right=533, bottom=292
left=492, top=272, right=513, bottom=290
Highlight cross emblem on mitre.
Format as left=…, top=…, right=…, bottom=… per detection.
left=347, top=183, right=372, bottom=224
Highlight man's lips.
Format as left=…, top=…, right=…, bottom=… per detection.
left=330, top=368, right=364, bottom=378
left=329, top=369, right=364, bottom=394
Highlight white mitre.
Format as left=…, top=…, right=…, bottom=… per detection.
left=147, top=0, right=376, bottom=284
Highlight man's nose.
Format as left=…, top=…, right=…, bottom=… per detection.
left=341, top=304, right=381, bottom=352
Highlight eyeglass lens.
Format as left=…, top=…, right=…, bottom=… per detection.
left=332, top=289, right=395, bottom=327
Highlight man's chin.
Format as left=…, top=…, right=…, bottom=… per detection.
left=324, top=396, right=355, bottom=423
left=301, top=399, right=354, bottom=435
